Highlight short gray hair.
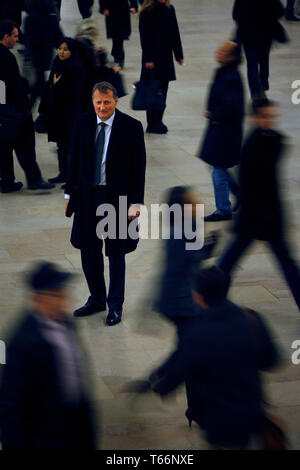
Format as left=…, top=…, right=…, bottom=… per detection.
left=92, top=82, right=118, bottom=99
left=75, top=18, right=98, bottom=41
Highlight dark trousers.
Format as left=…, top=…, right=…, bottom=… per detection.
left=286, top=0, right=296, bottom=16
left=0, top=114, right=42, bottom=186
left=80, top=186, right=126, bottom=310
left=218, top=236, right=300, bottom=310
left=243, top=41, right=272, bottom=98
left=146, top=81, right=169, bottom=126
left=55, top=0, right=93, bottom=18
left=30, top=69, right=46, bottom=108
left=111, top=38, right=125, bottom=66
left=56, top=138, right=69, bottom=180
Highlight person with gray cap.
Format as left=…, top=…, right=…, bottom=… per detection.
left=0, top=261, right=97, bottom=450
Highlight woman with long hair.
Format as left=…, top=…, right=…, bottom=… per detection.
left=138, top=0, right=184, bottom=134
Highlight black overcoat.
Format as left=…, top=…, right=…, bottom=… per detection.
left=24, top=0, right=63, bottom=71
left=99, top=0, right=138, bottom=40
left=198, top=64, right=244, bottom=169
left=139, top=2, right=183, bottom=83
left=41, top=56, right=86, bottom=145
left=0, top=313, right=96, bottom=450
left=233, top=0, right=285, bottom=45
left=151, top=301, right=279, bottom=448
left=0, top=43, right=30, bottom=114
left=0, top=0, right=25, bottom=24
left=235, top=128, right=285, bottom=241
left=65, top=109, right=146, bottom=256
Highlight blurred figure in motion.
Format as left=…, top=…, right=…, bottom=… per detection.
left=99, top=0, right=138, bottom=69
left=128, top=266, right=279, bottom=449
left=198, top=41, right=244, bottom=222
left=0, top=262, right=97, bottom=450
left=24, top=0, right=63, bottom=108
left=218, top=99, right=300, bottom=311
left=155, top=186, right=219, bottom=338
left=0, top=20, right=54, bottom=192
left=138, top=0, right=184, bottom=134
left=74, top=18, right=122, bottom=111
left=38, top=37, right=85, bottom=185
left=233, top=0, right=286, bottom=99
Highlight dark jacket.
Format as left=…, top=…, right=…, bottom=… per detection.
left=41, top=54, right=85, bottom=145
left=65, top=109, right=146, bottom=256
left=198, top=64, right=244, bottom=169
left=156, top=226, right=212, bottom=322
left=233, top=0, right=285, bottom=45
left=100, top=0, right=138, bottom=40
left=0, top=313, right=96, bottom=450
left=0, top=0, right=25, bottom=25
left=24, top=0, right=63, bottom=71
left=0, top=43, right=30, bottom=114
left=235, top=128, right=285, bottom=240
left=151, top=301, right=279, bottom=448
left=139, top=2, right=183, bottom=83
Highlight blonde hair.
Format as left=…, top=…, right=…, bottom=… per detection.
left=75, top=18, right=99, bottom=41
left=138, top=0, right=171, bottom=17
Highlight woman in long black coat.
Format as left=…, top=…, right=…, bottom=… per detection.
left=138, top=0, right=184, bottom=134
left=198, top=41, right=244, bottom=222
left=99, top=0, right=138, bottom=68
left=24, top=0, right=63, bottom=107
left=39, top=38, right=85, bottom=184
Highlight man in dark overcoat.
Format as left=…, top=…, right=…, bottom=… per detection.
left=0, top=20, right=54, bottom=192
left=0, top=261, right=97, bottom=450
left=198, top=41, right=244, bottom=222
left=233, top=0, right=285, bottom=98
left=99, top=0, right=138, bottom=68
left=65, top=81, right=146, bottom=326
left=218, top=99, right=300, bottom=310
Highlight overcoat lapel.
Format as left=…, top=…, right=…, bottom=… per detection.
left=105, top=109, right=121, bottom=166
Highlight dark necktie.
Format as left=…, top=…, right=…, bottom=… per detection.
left=93, top=122, right=107, bottom=187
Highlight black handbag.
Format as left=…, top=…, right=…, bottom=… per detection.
left=0, top=104, right=23, bottom=143
left=131, top=71, right=165, bottom=111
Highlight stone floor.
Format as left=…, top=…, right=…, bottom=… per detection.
left=0, top=0, right=300, bottom=450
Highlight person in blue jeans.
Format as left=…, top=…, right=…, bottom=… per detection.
left=218, top=99, right=300, bottom=311
left=198, top=41, right=244, bottom=222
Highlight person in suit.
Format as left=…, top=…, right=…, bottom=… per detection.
left=232, top=0, right=285, bottom=99
left=99, top=0, right=138, bottom=69
left=138, top=0, right=184, bottom=134
left=0, top=20, right=54, bottom=192
left=218, top=98, right=300, bottom=311
left=198, top=41, right=244, bottom=222
left=65, top=81, right=146, bottom=326
left=0, top=261, right=97, bottom=450
left=126, top=266, right=279, bottom=449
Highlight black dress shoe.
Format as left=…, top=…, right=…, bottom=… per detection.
left=1, top=181, right=23, bottom=193
left=146, top=123, right=168, bottom=134
left=106, top=309, right=122, bottom=326
left=204, top=211, right=232, bottom=222
left=48, top=174, right=66, bottom=184
left=27, top=180, right=55, bottom=190
left=74, top=299, right=106, bottom=317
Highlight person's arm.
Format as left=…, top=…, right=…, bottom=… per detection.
left=64, top=118, right=81, bottom=214
left=129, top=0, right=138, bottom=13
left=128, top=121, right=146, bottom=206
left=170, top=5, right=184, bottom=63
left=99, top=0, right=109, bottom=14
left=139, top=9, right=155, bottom=66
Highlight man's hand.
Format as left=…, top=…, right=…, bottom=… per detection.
left=145, top=62, right=155, bottom=69
left=113, top=65, right=121, bottom=73
left=204, top=110, right=211, bottom=119
left=104, top=9, right=109, bottom=16
left=177, top=58, right=184, bottom=65
left=130, top=8, right=137, bottom=14
left=128, top=205, right=140, bottom=220
left=65, top=199, right=69, bottom=214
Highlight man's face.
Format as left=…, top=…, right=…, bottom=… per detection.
left=254, top=106, right=279, bottom=130
left=92, top=89, right=118, bottom=121
left=3, top=27, right=19, bottom=49
left=33, top=287, right=71, bottom=322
